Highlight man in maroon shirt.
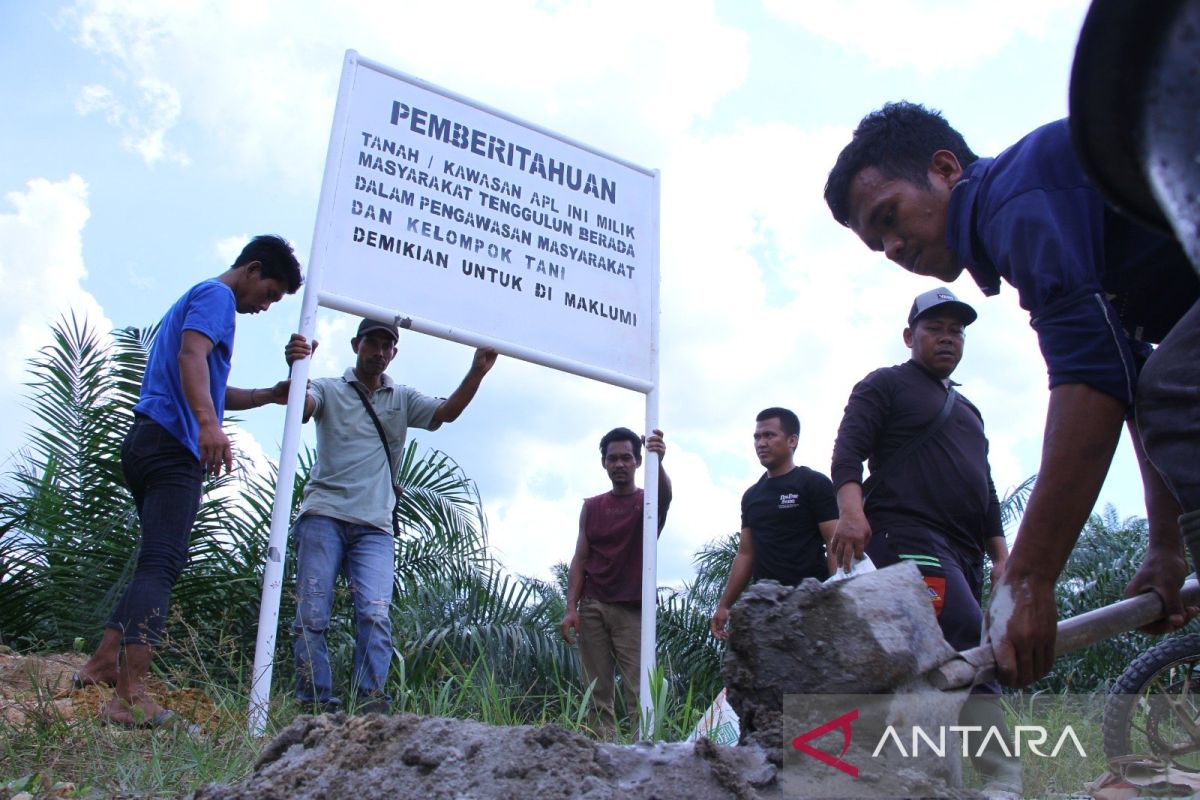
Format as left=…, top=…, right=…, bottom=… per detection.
left=560, top=427, right=672, bottom=739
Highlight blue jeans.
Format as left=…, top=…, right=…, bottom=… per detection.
left=107, top=415, right=203, bottom=646
left=291, top=514, right=395, bottom=704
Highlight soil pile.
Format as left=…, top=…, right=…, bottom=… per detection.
left=192, top=712, right=778, bottom=800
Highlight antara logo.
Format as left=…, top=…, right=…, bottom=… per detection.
left=792, top=709, right=859, bottom=778
left=871, top=724, right=1087, bottom=759
left=791, top=709, right=1087, bottom=777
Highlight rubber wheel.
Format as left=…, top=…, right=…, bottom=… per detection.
left=1103, top=632, right=1200, bottom=768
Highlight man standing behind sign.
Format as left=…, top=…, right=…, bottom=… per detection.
left=284, top=319, right=496, bottom=713
left=710, top=408, right=838, bottom=640
left=74, top=235, right=303, bottom=728
left=560, top=428, right=672, bottom=739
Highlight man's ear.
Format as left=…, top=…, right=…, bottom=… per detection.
left=903, top=326, right=915, bottom=348
left=930, top=150, right=963, bottom=188
left=351, top=336, right=361, bottom=353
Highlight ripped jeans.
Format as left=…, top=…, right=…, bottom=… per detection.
left=291, top=514, right=395, bottom=705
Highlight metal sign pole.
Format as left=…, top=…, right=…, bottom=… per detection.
left=246, top=50, right=360, bottom=737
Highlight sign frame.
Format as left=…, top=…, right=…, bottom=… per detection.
left=248, top=50, right=663, bottom=737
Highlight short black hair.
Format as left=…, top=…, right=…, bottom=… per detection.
left=599, top=427, right=642, bottom=461
left=756, top=407, right=800, bottom=438
left=824, top=102, right=979, bottom=227
left=233, top=234, right=303, bottom=294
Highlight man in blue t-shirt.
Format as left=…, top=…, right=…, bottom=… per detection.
left=74, top=234, right=302, bottom=728
left=823, top=102, right=1200, bottom=688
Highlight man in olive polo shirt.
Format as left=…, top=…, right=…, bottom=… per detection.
left=284, top=318, right=496, bottom=713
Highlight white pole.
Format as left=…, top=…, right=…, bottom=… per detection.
left=247, top=49, right=360, bottom=736
left=246, top=281, right=317, bottom=736
left=638, top=169, right=662, bottom=740
left=638, top=387, right=660, bottom=740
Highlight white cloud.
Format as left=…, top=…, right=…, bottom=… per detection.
left=215, top=234, right=248, bottom=267
left=0, top=174, right=112, bottom=462
left=762, top=0, right=1090, bottom=73
left=65, top=0, right=748, bottom=187
left=74, top=76, right=188, bottom=166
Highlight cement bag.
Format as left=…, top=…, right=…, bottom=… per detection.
left=685, top=686, right=740, bottom=745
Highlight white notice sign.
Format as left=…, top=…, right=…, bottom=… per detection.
left=315, top=53, right=658, bottom=389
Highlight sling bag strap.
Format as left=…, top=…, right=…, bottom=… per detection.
left=348, top=380, right=403, bottom=536
left=862, top=387, right=958, bottom=502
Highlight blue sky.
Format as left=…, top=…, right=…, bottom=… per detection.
left=1, top=0, right=1141, bottom=584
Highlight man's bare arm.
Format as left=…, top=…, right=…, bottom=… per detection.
left=560, top=505, right=589, bottom=645
left=178, top=330, right=230, bottom=476
left=433, top=347, right=497, bottom=424
left=985, top=535, right=1009, bottom=587
left=1123, top=416, right=1195, bottom=632
left=831, top=482, right=871, bottom=573
left=644, top=429, right=672, bottom=531
left=989, top=383, right=1124, bottom=686
left=818, top=519, right=839, bottom=576
left=711, top=528, right=755, bottom=640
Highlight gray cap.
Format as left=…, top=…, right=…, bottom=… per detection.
left=907, top=287, right=977, bottom=326
left=355, top=317, right=399, bottom=341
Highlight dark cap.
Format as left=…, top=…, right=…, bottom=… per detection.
left=907, top=287, right=977, bottom=326
left=355, top=317, right=399, bottom=341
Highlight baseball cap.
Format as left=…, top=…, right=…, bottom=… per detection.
left=907, top=287, right=977, bottom=326
left=355, top=317, right=399, bottom=341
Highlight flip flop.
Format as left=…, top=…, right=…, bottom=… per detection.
left=71, top=671, right=115, bottom=690
left=101, top=708, right=200, bottom=733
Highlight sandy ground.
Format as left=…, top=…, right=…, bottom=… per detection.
left=0, top=648, right=219, bottom=731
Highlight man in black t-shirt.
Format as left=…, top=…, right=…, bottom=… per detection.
left=710, top=407, right=838, bottom=640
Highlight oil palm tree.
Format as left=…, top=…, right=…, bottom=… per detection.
left=0, top=314, right=573, bottom=710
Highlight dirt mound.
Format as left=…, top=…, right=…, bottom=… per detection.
left=192, top=712, right=778, bottom=800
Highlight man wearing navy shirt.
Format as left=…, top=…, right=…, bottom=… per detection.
left=824, top=102, right=1200, bottom=687
left=710, top=407, right=838, bottom=641
left=831, top=288, right=1020, bottom=795
left=75, top=234, right=303, bottom=727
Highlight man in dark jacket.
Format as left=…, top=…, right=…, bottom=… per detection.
left=831, top=287, right=1018, bottom=795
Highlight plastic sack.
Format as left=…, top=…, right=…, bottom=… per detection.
left=685, top=686, right=741, bottom=745
left=824, top=553, right=877, bottom=584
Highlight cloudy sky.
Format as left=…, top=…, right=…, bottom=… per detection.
left=1, top=0, right=1140, bottom=586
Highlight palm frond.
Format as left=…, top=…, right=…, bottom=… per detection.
left=998, top=473, right=1037, bottom=531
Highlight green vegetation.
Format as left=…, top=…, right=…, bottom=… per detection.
left=0, top=316, right=724, bottom=797
left=0, top=316, right=1191, bottom=798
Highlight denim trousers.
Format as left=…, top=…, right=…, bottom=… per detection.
left=106, top=415, right=203, bottom=646
left=291, top=514, right=395, bottom=704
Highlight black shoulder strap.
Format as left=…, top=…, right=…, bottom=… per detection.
left=348, top=381, right=395, bottom=474
left=348, top=380, right=403, bottom=535
left=862, top=387, right=958, bottom=502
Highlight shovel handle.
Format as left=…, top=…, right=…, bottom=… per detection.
left=1056, top=577, right=1200, bottom=655
left=933, top=577, right=1200, bottom=690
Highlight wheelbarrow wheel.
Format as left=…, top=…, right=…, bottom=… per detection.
left=1103, top=632, right=1200, bottom=769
